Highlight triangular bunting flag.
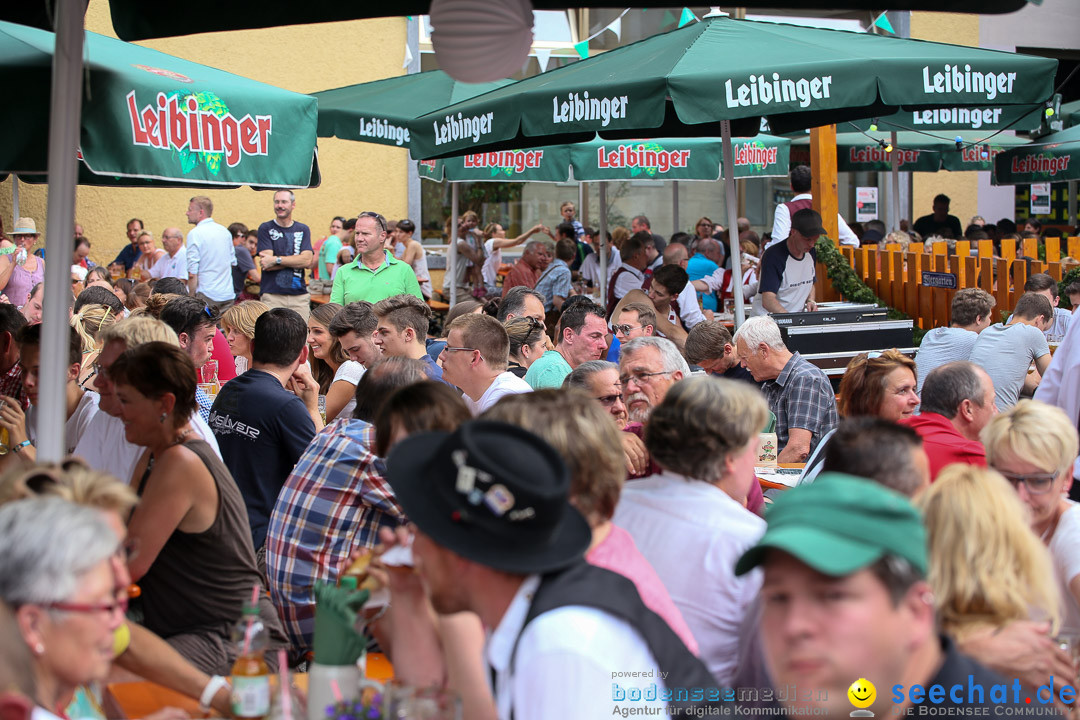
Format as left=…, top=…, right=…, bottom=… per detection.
left=607, top=16, right=622, bottom=41
left=678, top=7, right=696, bottom=27
left=874, top=13, right=896, bottom=34
left=574, top=40, right=589, bottom=60
left=535, top=48, right=552, bottom=73
left=402, top=43, right=414, bottom=69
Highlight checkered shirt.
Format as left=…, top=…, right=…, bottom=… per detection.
left=762, top=352, right=838, bottom=455
left=265, top=417, right=405, bottom=652
left=0, top=364, right=27, bottom=410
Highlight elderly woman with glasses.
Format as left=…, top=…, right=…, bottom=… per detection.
left=983, top=399, right=1080, bottom=635
left=0, top=497, right=128, bottom=720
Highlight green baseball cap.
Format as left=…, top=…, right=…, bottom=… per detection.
left=735, top=473, right=927, bottom=577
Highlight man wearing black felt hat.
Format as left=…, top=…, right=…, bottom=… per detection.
left=385, top=420, right=721, bottom=720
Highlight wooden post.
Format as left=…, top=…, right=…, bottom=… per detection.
left=905, top=252, right=919, bottom=325
left=995, top=258, right=1010, bottom=312
left=810, top=125, right=839, bottom=243
left=1013, top=259, right=1028, bottom=308
left=891, top=250, right=904, bottom=313
left=981, top=239, right=996, bottom=259
left=979, top=257, right=994, bottom=296
left=1069, top=237, right=1080, bottom=258
left=1047, top=242, right=1061, bottom=264
left=1022, top=237, right=1038, bottom=259
left=933, top=254, right=949, bottom=329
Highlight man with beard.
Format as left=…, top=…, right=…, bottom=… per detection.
left=618, top=336, right=687, bottom=426
left=523, top=299, right=607, bottom=389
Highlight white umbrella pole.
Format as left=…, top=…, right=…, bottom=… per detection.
left=598, top=182, right=608, bottom=306
left=39, top=0, right=84, bottom=462
left=449, top=182, right=458, bottom=307
left=891, top=131, right=901, bottom=232
left=721, top=121, right=745, bottom=327
left=11, top=176, right=19, bottom=224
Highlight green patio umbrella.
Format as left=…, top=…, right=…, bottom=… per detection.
left=407, top=16, right=1056, bottom=160
left=4, top=12, right=321, bottom=463
left=101, top=1, right=1041, bottom=42
left=993, top=125, right=1080, bottom=185
left=313, top=70, right=511, bottom=149
left=1, top=20, right=320, bottom=188
left=844, top=105, right=1044, bottom=133
left=790, top=131, right=1030, bottom=172
left=408, top=15, right=1056, bottom=324
left=416, top=134, right=790, bottom=182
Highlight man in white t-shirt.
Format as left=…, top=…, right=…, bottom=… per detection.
left=968, top=292, right=1053, bottom=411
left=440, top=313, right=531, bottom=416
left=149, top=227, right=188, bottom=281
left=753, top=208, right=822, bottom=316
left=73, top=317, right=221, bottom=485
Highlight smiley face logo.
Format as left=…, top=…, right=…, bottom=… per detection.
left=848, top=678, right=876, bottom=714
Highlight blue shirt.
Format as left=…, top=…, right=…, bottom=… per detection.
left=257, top=220, right=313, bottom=296
left=534, top=259, right=573, bottom=312
left=687, top=254, right=720, bottom=311
left=209, top=369, right=316, bottom=549
left=112, top=243, right=141, bottom=270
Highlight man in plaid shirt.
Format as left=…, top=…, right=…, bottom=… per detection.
left=734, top=316, right=837, bottom=463
left=265, top=358, right=427, bottom=652
left=0, top=305, right=28, bottom=410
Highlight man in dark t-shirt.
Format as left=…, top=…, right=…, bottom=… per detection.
left=683, top=320, right=760, bottom=386
left=210, top=308, right=321, bottom=553
left=753, top=208, right=822, bottom=316
left=257, top=191, right=313, bottom=321
left=229, top=222, right=257, bottom=300
left=913, top=193, right=963, bottom=239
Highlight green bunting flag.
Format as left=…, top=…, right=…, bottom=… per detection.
left=874, top=14, right=896, bottom=34
left=574, top=40, right=589, bottom=59
left=678, top=7, right=696, bottom=28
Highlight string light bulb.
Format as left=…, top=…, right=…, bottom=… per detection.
left=869, top=120, right=878, bottom=132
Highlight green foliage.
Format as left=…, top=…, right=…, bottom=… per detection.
left=169, top=89, right=229, bottom=177
left=1059, top=266, right=1080, bottom=310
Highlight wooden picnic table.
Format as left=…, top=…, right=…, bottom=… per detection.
left=105, top=653, right=394, bottom=719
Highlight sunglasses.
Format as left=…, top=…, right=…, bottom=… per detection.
left=358, top=211, right=388, bottom=234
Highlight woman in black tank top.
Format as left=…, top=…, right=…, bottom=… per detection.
left=110, top=342, right=286, bottom=674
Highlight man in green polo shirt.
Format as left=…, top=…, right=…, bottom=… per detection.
left=330, top=212, right=423, bottom=305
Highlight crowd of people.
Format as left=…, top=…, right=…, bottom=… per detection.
left=0, top=192, right=1079, bottom=720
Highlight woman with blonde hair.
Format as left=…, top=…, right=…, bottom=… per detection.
left=611, top=225, right=631, bottom=252
left=130, top=232, right=165, bottom=282
left=71, top=303, right=120, bottom=389
left=307, top=302, right=364, bottom=422
left=221, top=300, right=270, bottom=376
left=983, top=400, right=1080, bottom=634
left=917, top=463, right=1075, bottom=700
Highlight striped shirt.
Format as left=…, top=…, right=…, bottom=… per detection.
left=265, top=418, right=405, bottom=652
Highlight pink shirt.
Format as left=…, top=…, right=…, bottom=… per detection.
left=586, top=523, right=699, bottom=655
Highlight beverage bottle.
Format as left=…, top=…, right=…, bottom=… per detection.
left=231, top=594, right=271, bottom=720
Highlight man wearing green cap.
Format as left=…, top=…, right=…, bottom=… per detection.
left=736, top=473, right=1053, bottom=718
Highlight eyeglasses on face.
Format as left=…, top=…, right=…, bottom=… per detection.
left=996, top=468, right=1058, bottom=495
left=442, top=346, right=485, bottom=362
left=595, top=393, right=623, bottom=407
left=45, top=595, right=130, bottom=618
left=611, top=323, right=643, bottom=336
left=619, top=370, right=672, bottom=386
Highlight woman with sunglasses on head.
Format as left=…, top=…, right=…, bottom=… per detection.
left=503, top=316, right=547, bottom=378
left=983, top=399, right=1080, bottom=635
left=109, top=341, right=287, bottom=674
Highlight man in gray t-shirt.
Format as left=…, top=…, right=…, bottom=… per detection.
left=968, top=292, right=1053, bottom=411
left=915, top=288, right=995, bottom=394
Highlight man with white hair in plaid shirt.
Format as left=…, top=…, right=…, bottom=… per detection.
left=733, top=315, right=837, bottom=463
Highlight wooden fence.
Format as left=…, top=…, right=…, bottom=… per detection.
left=814, top=237, right=1080, bottom=330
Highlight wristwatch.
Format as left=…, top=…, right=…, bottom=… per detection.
left=275, top=257, right=282, bottom=266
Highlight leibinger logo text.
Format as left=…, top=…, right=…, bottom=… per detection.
left=725, top=74, right=834, bottom=109
left=552, top=92, right=630, bottom=127
left=432, top=111, right=494, bottom=146
left=357, top=117, right=409, bottom=146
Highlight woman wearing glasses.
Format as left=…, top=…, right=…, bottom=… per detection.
left=983, top=400, right=1080, bottom=635
left=0, top=462, right=234, bottom=717
left=0, top=497, right=130, bottom=720
left=503, top=316, right=548, bottom=378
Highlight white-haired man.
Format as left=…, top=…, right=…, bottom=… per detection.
left=733, top=316, right=837, bottom=462
left=618, top=336, right=689, bottom=425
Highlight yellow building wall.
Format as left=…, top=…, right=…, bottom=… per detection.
left=0, top=3, right=409, bottom=265
left=909, top=12, right=980, bottom=229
